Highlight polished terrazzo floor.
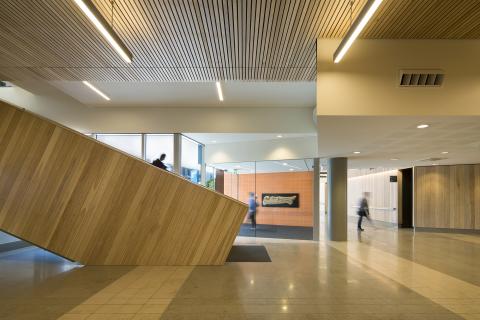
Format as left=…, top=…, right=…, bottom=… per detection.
left=1, top=223, right=479, bottom=320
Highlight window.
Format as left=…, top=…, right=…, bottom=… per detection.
left=181, top=135, right=203, bottom=183
left=145, top=134, right=174, bottom=171
left=96, top=134, right=142, bottom=158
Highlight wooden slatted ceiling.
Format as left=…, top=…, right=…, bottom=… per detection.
left=0, top=0, right=480, bottom=82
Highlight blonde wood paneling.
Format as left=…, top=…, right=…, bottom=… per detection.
left=2, top=0, right=480, bottom=82
left=414, top=165, right=479, bottom=230
left=0, top=100, right=247, bottom=265
left=347, top=169, right=398, bottom=224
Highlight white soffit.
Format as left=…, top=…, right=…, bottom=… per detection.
left=49, top=81, right=316, bottom=108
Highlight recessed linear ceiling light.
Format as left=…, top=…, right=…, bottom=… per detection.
left=73, top=0, right=132, bottom=63
left=353, top=151, right=361, bottom=154
left=417, top=124, right=429, bottom=129
left=441, top=151, right=449, bottom=154
left=82, top=81, right=110, bottom=100
left=216, top=82, right=224, bottom=101
left=333, top=0, right=384, bottom=63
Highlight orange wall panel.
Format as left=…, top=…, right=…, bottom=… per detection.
left=224, top=171, right=313, bottom=227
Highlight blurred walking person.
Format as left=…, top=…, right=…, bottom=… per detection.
left=357, top=192, right=371, bottom=231
left=248, top=192, right=259, bottom=229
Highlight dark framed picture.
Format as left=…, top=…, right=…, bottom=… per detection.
left=262, top=193, right=299, bottom=208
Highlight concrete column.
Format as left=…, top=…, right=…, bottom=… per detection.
left=313, top=158, right=320, bottom=241
left=173, top=133, right=182, bottom=175
left=327, top=157, right=347, bottom=241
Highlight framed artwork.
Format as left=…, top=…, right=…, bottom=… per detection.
left=262, top=193, right=299, bottom=208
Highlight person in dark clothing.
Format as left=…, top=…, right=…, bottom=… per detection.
left=248, top=192, right=259, bottom=229
left=152, top=153, right=167, bottom=170
left=357, top=192, right=371, bottom=231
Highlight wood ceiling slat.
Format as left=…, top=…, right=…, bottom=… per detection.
left=2, top=0, right=480, bottom=82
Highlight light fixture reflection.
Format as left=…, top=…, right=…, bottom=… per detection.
left=82, top=81, right=110, bottom=100
left=73, top=0, right=132, bottom=63
left=417, top=124, right=429, bottom=129
left=216, top=82, right=224, bottom=101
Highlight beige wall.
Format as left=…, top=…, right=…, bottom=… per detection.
left=414, top=164, right=480, bottom=230
left=317, top=40, right=480, bottom=116
left=348, top=169, right=398, bottom=224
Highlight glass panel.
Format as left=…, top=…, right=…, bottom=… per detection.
left=254, top=159, right=313, bottom=240
left=181, top=136, right=203, bottom=183
left=96, top=134, right=142, bottom=158
left=212, top=162, right=257, bottom=237
left=145, top=134, right=174, bottom=171
left=205, top=165, right=216, bottom=190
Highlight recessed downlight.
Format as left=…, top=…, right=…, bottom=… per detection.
left=282, top=162, right=288, bottom=166
left=432, top=163, right=438, bottom=166
left=353, top=151, right=361, bottom=154
left=289, top=168, right=294, bottom=171
left=441, top=151, right=449, bottom=154
left=390, top=158, right=399, bottom=161
left=277, top=135, right=283, bottom=138
left=417, top=124, right=429, bottom=129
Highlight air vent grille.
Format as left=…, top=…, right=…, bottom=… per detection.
left=399, top=70, right=444, bottom=87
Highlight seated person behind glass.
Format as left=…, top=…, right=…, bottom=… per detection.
left=152, top=153, right=167, bottom=170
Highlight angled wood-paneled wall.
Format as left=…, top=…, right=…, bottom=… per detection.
left=414, top=165, right=480, bottom=230
left=0, top=100, right=247, bottom=265
left=2, top=0, right=480, bottom=81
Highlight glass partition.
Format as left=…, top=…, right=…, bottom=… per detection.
left=211, top=159, right=314, bottom=240
left=181, top=135, right=203, bottom=183
left=96, top=134, right=142, bottom=158
left=145, top=134, right=174, bottom=171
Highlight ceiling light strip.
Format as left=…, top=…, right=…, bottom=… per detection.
left=73, top=0, right=132, bottom=63
left=333, top=0, right=383, bottom=63
left=82, top=81, right=110, bottom=100
left=216, top=82, right=224, bottom=101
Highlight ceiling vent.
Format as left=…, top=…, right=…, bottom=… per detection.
left=399, top=69, right=444, bottom=87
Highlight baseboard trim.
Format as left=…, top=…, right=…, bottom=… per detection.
left=415, top=227, right=480, bottom=234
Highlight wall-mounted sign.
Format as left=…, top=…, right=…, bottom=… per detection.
left=262, top=193, right=299, bottom=208
left=390, top=176, right=398, bottom=182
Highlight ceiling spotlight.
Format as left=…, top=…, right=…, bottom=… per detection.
left=289, top=168, right=294, bottom=171
left=333, top=0, right=384, bottom=63
left=277, top=135, right=283, bottom=138
left=353, top=151, right=361, bottom=154
left=441, top=151, right=449, bottom=154
left=216, top=81, right=224, bottom=101
left=417, top=124, right=429, bottom=129
left=73, top=0, right=132, bottom=63
left=82, top=81, right=110, bottom=100
left=282, top=163, right=288, bottom=166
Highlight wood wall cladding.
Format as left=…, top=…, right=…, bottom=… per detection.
left=414, top=165, right=480, bottom=230
left=2, top=0, right=480, bottom=82
left=0, top=100, right=247, bottom=265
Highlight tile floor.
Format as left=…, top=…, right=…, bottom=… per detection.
left=1, top=223, right=479, bottom=320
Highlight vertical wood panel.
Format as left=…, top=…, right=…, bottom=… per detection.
left=414, top=164, right=479, bottom=230
left=0, top=100, right=247, bottom=265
